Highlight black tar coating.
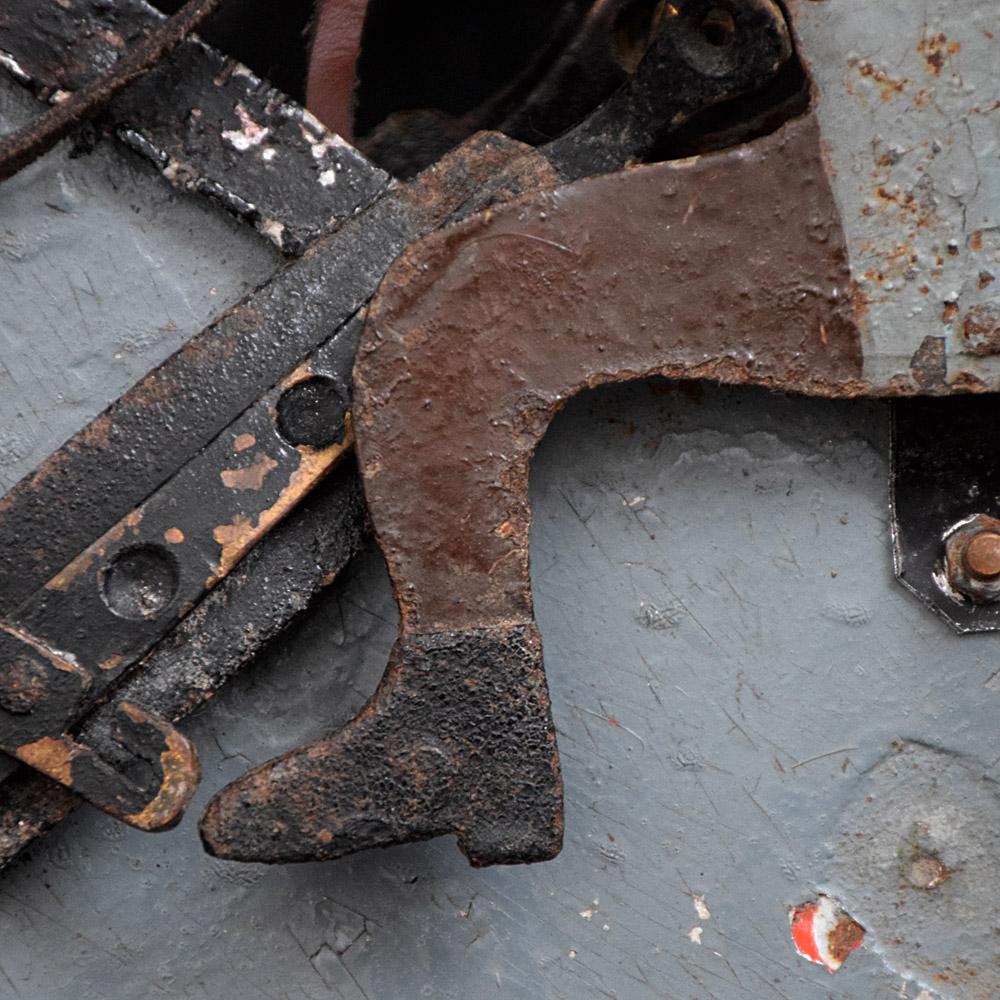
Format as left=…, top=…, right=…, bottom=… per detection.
left=201, top=624, right=564, bottom=867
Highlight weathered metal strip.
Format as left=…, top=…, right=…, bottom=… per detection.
left=0, top=318, right=360, bottom=823
left=0, top=131, right=534, bottom=617
left=0, top=461, right=370, bottom=867
left=0, top=0, right=390, bottom=254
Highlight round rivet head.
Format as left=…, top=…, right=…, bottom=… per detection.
left=963, top=531, right=1000, bottom=581
left=276, top=376, right=347, bottom=449
left=102, top=545, right=179, bottom=620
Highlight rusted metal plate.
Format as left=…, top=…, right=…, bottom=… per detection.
left=0, top=0, right=390, bottom=254
left=202, top=108, right=868, bottom=862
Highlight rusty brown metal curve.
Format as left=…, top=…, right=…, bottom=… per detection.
left=200, top=109, right=872, bottom=865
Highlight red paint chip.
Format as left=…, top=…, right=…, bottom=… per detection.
left=790, top=896, right=865, bottom=973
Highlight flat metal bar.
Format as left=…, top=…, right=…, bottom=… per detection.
left=0, top=0, right=389, bottom=254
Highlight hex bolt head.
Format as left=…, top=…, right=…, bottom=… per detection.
left=942, top=514, right=1000, bottom=604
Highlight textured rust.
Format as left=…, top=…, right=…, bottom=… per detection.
left=959, top=303, right=1000, bottom=356
left=356, top=112, right=860, bottom=633
left=827, top=914, right=867, bottom=965
left=201, top=625, right=562, bottom=864
left=202, top=109, right=864, bottom=867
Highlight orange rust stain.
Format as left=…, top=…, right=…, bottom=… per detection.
left=120, top=704, right=201, bottom=831
left=16, top=736, right=77, bottom=784
left=80, top=413, right=114, bottom=450
left=233, top=432, right=256, bottom=453
left=46, top=510, right=143, bottom=591
left=0, top=623, right=91, bottom=682
left=918, top=32, right=960, bottom=75
left=98, top=654, right=124, bottom=672
left=208, top=418, right=354, bottom=586
left=979, top=271, right=995, bottom=289
left=220, top=451, right=279, bottom=491
left=969, top=230, right=984, bottom=251
left=943, top=302, right=959, bottom=323
left=164, top=527, right=185, bottom=545
left=849, top=58, right=906, bottom=101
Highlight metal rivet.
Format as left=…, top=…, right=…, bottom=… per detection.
left=101, top=545, right=179, bottom=620
left=963, top=531, right=1000, bottom=581
left=276, top=376, right=347, bottom=449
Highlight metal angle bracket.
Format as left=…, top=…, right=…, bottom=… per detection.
left=891, top=395, right=1000, bottom=633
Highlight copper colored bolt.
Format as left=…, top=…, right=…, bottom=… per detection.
left=963, top=530, right=1000, bottom=581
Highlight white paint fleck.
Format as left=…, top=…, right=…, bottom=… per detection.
left=318, top=168, right=337, bottom=187
left=688, top=927, right=703, bottom=944
left=222, top=104, right=269, bottom=152
left=51, top=90, right=73, bottom=104
left=567, top=950, right=577, bottom=960
left=262, top=148, right=277, bottom=163
left=693, top=895, right=711, bottom=920
left=0, top=51, right=31, bottom=85
left=259, top=219, right=285, bottom=248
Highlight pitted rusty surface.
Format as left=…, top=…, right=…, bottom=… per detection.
left=199, top=110, right=867, bottom=867
left=355, top=112, right=861, bottom=633
left=201, top=624, right=562, bottom=865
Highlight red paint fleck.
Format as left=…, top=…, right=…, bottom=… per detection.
left=608, top=717, right=619, bottom=727
left=791, top=897, right=865, bottom=974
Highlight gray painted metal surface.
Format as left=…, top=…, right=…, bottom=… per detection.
left=0, top=77, right=280, bottom=494
left=2, top=9, right=999, bottom=996
left=0, top=374, right=992, bottom=1000
left=791, top=0, right=1000, bottom=389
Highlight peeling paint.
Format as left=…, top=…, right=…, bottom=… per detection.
left=221, top=103, right=269, bottom=152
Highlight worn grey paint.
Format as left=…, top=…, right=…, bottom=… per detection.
left=0, top=78, right=279, bottom=494
left=0, top=376, right=993, bottom=999
left=791, top=0, right=1000, bottom=388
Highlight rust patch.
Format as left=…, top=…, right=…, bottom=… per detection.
left=15, top=736, right=77, bottom=785
left=79, top=412, right=114, bottom=450
left=163, top=527, right=185, bottom=545
left=910, top=335, right=947, bottom=389
left=220, top=451, right=279, bottom=491
left=979, top=271, right=995, bottom=290
left=959, top=303, right=1000, bottom=356
left=209, top=418, right=353, bottom=585
left=355, top=113, right=864, bottom=632
left=233, top=432, right=256, bottom=453
left=849, top=58, right=906, bottom=101
left=969, top=230, right=984, bottom=251
left=45, top=509, right=143, bottom=592
left=0, top=622, right=90, bottom=682
left=98, top=654, right=124, bottom=672
left=120, top=703, right=201, bottom=832
left=917, top=31, right=961, bottom=76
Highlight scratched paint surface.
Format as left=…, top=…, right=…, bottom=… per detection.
left=791, top=0, right=1000, bottom=389
left=0, top=78, right=279, bottom=494
left=1, top=381, right=995, bottom=999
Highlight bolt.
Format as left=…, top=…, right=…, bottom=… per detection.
left=942, top=514, right=1000, bottom=604
left=276, top=376, right=347, bottom=449
left=906, top=851, right=951, bottom=890
left=963, top=530, right=1000, bottom=580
